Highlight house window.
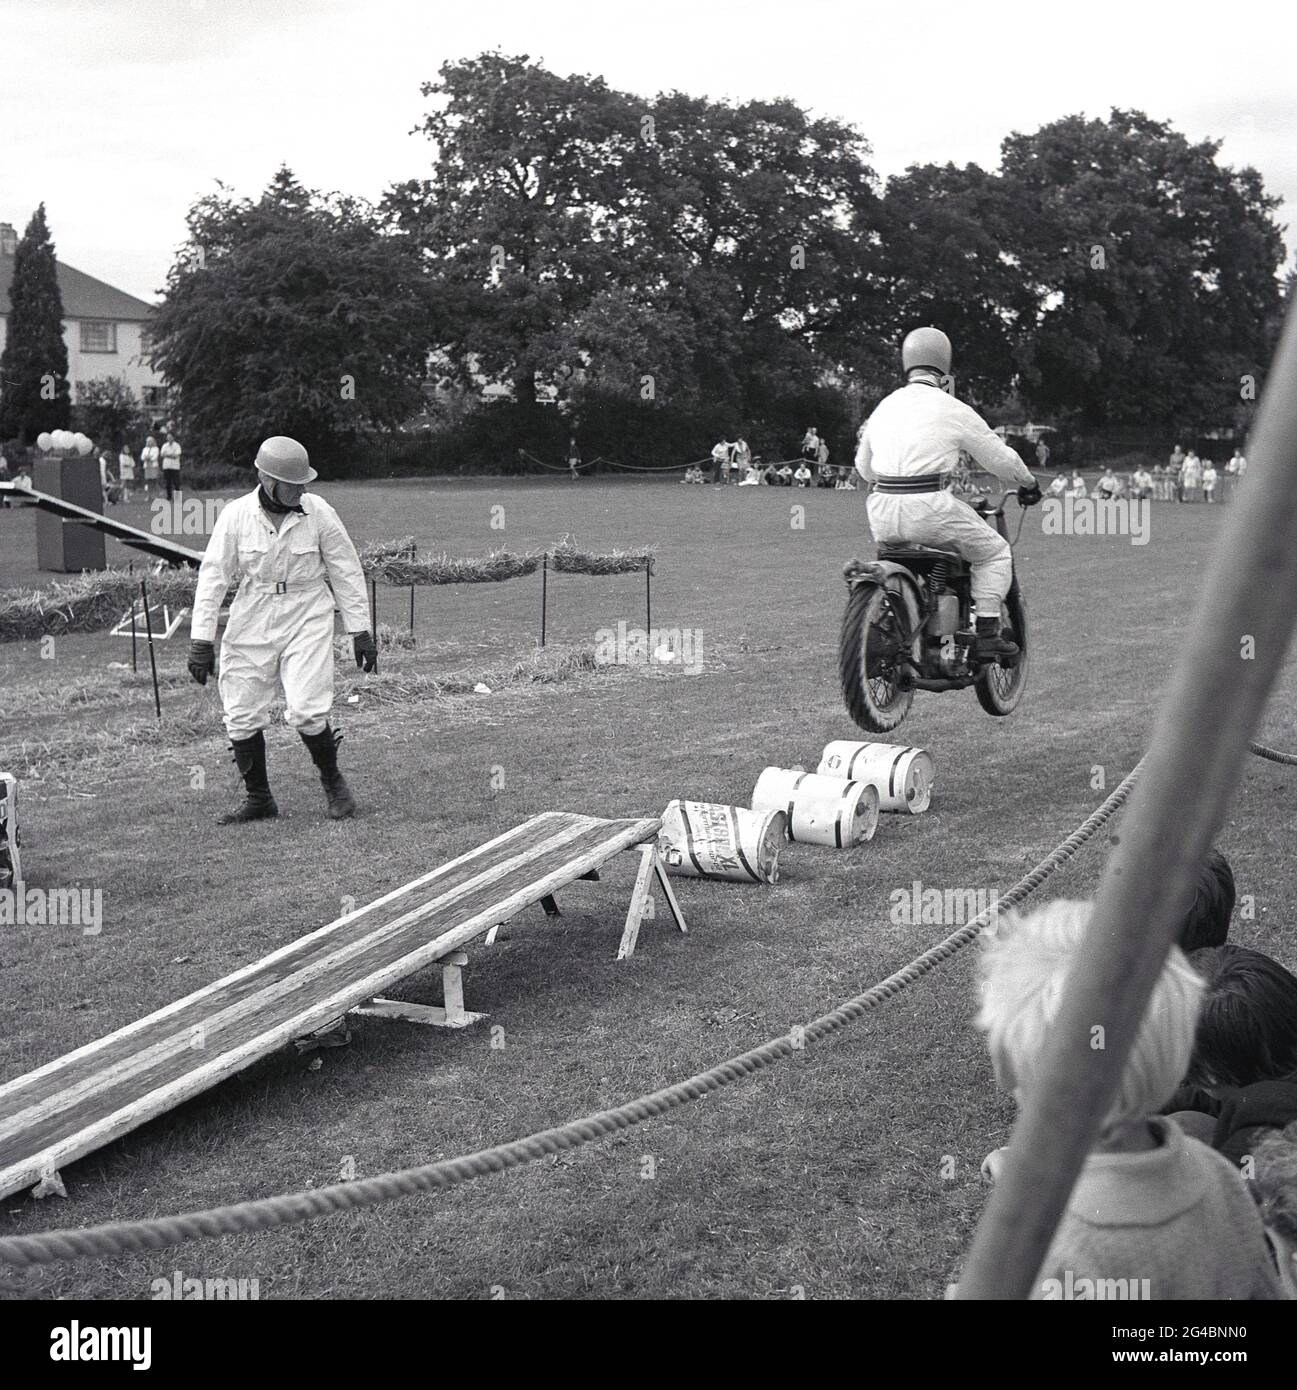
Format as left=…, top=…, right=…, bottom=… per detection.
left=80, top=320, right=117, bottom=353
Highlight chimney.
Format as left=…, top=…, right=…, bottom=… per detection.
left=0, top=223, right=16, bottom=256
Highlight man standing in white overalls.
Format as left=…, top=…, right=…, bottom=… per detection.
left=187, top=437, right=378, bottom=823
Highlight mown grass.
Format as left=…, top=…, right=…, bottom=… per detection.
left=0, top=477, right=1294, bottom=1301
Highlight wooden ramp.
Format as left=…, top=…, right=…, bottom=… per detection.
left=0, top=480, right=204, bottom=568
left=0, top=812, right=683, bottom=1201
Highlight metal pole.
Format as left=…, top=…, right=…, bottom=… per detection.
left=645, top=561, right=652, bottom=634
left=369, top=577, right=377, bottom=634
left=958, top=304, right=1297, bottom=1299
left=140, top=578, right=162, bottom=721
left=540, top=553, right=548, bottom=647
left=409, top=541, right=416, bottom=633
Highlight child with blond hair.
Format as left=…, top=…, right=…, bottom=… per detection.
left=973, top=899, right=1281, bottom=1299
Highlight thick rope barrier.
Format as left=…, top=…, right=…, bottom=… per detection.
left=0, top=760, right=1143, bottom=1268
left=1248, top=740, right=1297, bottom=766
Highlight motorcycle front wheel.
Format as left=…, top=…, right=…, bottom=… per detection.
left=975, top=584, right=1029, bottom=717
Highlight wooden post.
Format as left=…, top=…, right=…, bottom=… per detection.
left=140, top=579, right=162, bottom=721
left=130, top=585, right=138, bottom=673
left=957, top=306, right=1297, bottom=1299
left=540, top=552, right=548, bottom=647
left=409, top=541, right=416, bottom=633
left=645, top=560, right=652, bottom=634
left=369, top=577, right=377, bottom=634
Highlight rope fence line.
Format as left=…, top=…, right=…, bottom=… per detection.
left=0, top=760, right=1146, bottom=1268
left=1248, top=740, right=1297, bottom=766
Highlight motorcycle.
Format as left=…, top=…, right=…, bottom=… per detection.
left=839, top=488, right=1030, bottom=733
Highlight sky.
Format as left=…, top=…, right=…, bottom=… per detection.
left=2, top=0, right=1296, bottom=303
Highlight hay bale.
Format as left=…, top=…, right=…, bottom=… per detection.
left=0, top=568, right=199, bottom=642
left=548, top=535, right=655, bottom=576
left=368, top=548, right=542, bottom=587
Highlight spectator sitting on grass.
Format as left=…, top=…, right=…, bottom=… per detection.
left=1162, top=945, right=1297, bottom=1166
left=793, top=461, right=813, bottom=487
left=1131, top=466, right=1154, bottom=500
left=760, top=460, right=780, bottom=486
left=681, top=465, right=704, bottom=484
left=973, top=899, right=1281, bottom=1299
left=1047, top=472, right=1067, bottom=497
left=1094, top=467, right=1119, bottom=499
left=1252, top=1120, right=1297, bottom=1297
left=1067, top=471, right=1087, bottom=498
left=1175, top=848, right=1235, bottom=953
left=777, top=463, right=794, bottom=486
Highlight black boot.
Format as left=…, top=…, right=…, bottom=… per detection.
left=300, top=725, right=356, bottom=820
left=218, top=731, right=278, bottom=825
left=972, top=614, right=1019, bottom=666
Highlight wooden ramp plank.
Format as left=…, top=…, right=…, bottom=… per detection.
left=0, top=813, right=661, bottom=1200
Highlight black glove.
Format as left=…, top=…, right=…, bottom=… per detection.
left=353, top=631, right=378, bottom=674
left=1017, top=481, right=1043, bottom=508
left=187, top=639, right=216, bottom=686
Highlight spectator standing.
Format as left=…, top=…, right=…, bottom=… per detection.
left=567, top=436, right=581, bottom=481
left=1181, top=449, right=1202, bottom=502
left=98, top=449, right=117, bottom=507
left=161, top=431, right=183, bottom=499
left=1229, top=448, right=1247, bottom=477
left=801, top=427, right=820, bottom=464
left=140, top=434, right=161, bottom=497
left=710, top=438, right=729, bottom=486
left=1202, top=460, right=1218, bottom=503
left=0, top=447, right=9, bottom=508
left=1169, top=443, right=1186, bottom=473
left=1035, top=438, right=1051, bottom=470
left=733, top=436, right=752, bottom=478
left=118, top=443, right=136, bottom=503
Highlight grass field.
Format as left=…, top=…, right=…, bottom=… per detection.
left=1, top=476, right=1295, bottom=1301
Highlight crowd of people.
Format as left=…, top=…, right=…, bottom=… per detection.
left=970, top=849, right=1297, bottom=1298
left=683, top=427, right=860, bottom=488
left=1041, top=444, right=1247, bottom=505
left=96, top=429, right=184, bottom=506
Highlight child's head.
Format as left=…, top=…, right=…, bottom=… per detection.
left=1183, top=945, right=1297, bottom=1090
left=1176, top=848, right=1235, bottom=952
left=977, top=899, right=1203, bottom=1141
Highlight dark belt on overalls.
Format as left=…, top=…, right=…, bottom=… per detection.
left=872, top=472, right=946, bottom=494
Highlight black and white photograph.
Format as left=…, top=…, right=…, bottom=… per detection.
left=3, top=0, right=1297, bottom=1345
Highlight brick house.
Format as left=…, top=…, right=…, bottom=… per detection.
left=0, top=220, right=168, bottom=411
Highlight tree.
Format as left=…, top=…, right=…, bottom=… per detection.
left=149, top=168, right=433, bottom=469
left=998, top=110, right=1284, bottom=428
left=385, top=54, right=651, bottom=409
left=72, top=376, right=146, bottom=450
left=0, top=204, right=71, bottom=443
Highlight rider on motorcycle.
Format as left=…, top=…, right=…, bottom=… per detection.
left=854, top=327, right=1041, bottom=663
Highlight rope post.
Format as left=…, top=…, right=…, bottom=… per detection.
left=540, top=552, right=548, bottom=647
left=645, top=559, right=651, bottom=634
left=139, top=578, right=162, bottom=721
left=958, top=303, right=1297, bottom=1300
left=369, top=577, right=377, bottom=635
left=409, top=541, right=416, bottom=634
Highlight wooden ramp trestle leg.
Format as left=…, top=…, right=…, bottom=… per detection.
left=617, top=842, right=688, bottom=960
left=350, top=951, right=487, bottom=1030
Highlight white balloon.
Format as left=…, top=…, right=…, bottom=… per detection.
left=36, top=432, right=52, bottom=451
left=51, top=430, right=67, bottom=450
left=75, top=434, right=92, bottom=455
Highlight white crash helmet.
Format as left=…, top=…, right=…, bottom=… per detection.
left=901, top=326, right=953, bottom=377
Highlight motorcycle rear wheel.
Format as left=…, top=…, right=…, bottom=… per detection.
left=840, top=581, right=918, bottom=733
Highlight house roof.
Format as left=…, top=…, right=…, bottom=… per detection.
left=0, top=253, right=155, bottom=322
